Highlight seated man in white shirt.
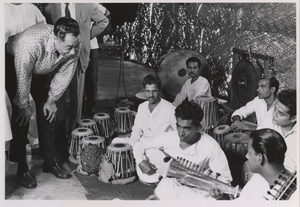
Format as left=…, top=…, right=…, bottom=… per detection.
left=237, top=129, right=296, bottom=200
left=172, top=57, right=211, bottom=107
left=133, top=102, right=232, bottom=200
left=258, top=89, right=297, bottom=173
left=112, top=74, right=176, bottom=146
left=231, top=76, right=279, bottom=131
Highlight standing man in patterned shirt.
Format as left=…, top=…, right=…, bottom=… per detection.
left=5, top=17, right=81, bottom=189
left=43, top=4, right=109, bottom=153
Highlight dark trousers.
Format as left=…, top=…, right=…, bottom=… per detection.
left=5, top=50, right=57, bottom=163
left=84, top=49, right=98, bottom=111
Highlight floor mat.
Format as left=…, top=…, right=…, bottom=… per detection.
left=68, top=161, right=156, bottom=200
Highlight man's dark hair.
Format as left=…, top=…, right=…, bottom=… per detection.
left=250, top=129, right=286, bottom=164
left=277, top=89, right=296, bottom=118
left=261, top=76, right=279, bottom=94
left=186, top=57, right=201, bottom=68
left=54, top=17, right=80, bottom=41
left=175, top=102, right=204, bottom=127
left=142, top=74, right=162, bottom=90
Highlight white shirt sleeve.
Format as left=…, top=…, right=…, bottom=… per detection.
left=206, top=142, right=233, bottom=183
left=173, top=81, right=188, bottom=107
left=129, top=105, right=144, bottom=145
left=231, top=97, right=258, bottom=121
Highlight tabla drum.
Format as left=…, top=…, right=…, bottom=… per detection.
left=113, top=107, right=134, bottom=136
left=213, top=125, right=231, bottom=150
left=157, top=49, right=210, bottom=101
left=194, top=95, right=219, bottom=130
left=93, top=112, right=115, bottom=146
left=78, top=119, right=99, bottom=136
left=223, top=132, right=249, bottom=166
left=106, top=143, right=136, bottom=179
left=77, top=136, right=106, bottom=175
left=69, top=127, right=94, bottom=164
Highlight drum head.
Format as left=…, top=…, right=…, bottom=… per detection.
left=107, top=142, right=131, bottom=151
left=224, top=133, right=249, bottom=144
left=79, top=119, right=95, bottom=126
left=83, top=135, right=105, bottom=144
left=115, top=107, right=131, bottom=113
left=213, top=125, right=231, bottom=134
left=94, top=113, right=110, bottom=119
left=158, top=49, right=210, bottom=101
left=72, top=127, right=93, bottom=136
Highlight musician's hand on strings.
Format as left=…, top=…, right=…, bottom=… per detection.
left=138, top=160, right=157, bottom=175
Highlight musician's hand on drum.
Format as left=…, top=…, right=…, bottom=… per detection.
left=231, top=120, right=248, bottom=131
left=138, top=160, right=157, bottom=175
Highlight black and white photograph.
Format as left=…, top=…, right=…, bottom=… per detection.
left=2, top=1, right=298, bottom=206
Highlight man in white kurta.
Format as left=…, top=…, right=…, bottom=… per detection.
left=231, top=76, right=279, bottom=131
left=257, top=89, right=297, bottom=173
left=236, top=129, right=297, bottom=201
left=112, top=74, right=176, bottom=146
left=173, top=57, right=211, bottom=107
left=133, top=102, right=232, bottom=200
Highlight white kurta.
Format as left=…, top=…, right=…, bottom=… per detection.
left=173, top=76, right=211, bottom=107
left=112, top=98, right=176, bottom=146
left=231, top=96, right=277, bottom=127
left=258, top=123, right=297, bottom=173
left=133, top=130, right=232, bottom=186
left=237, top=173, right=270, bottom=200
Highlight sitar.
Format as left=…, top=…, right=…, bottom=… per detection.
left=264, top=170, right=297, bottom=200
left=137, top=148, right=241, bottom=198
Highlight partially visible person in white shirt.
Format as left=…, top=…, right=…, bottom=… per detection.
left=231, top=76, right=279, bottom=131
left=172, top=57, right=211, bottom=107
left=112, top=74, right=176, bottom=146
left=257, top=89, right=297, bottom=173
left=237, top=129, right=296, bottom=200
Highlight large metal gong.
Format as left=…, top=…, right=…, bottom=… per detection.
left=231, top=59, right=262, bottom=107
left=158, top=49, right=210, bottom=101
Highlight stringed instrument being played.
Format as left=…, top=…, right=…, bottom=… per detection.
left=136, top=148, right=241, bottom=198
left=264, top=170, right=297, bottom=200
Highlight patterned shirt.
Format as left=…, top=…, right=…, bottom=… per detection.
left=6, top=23, right=80, bottom=108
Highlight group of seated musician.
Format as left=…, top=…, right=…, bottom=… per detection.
left=117, top=56, right=296, bottom=200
